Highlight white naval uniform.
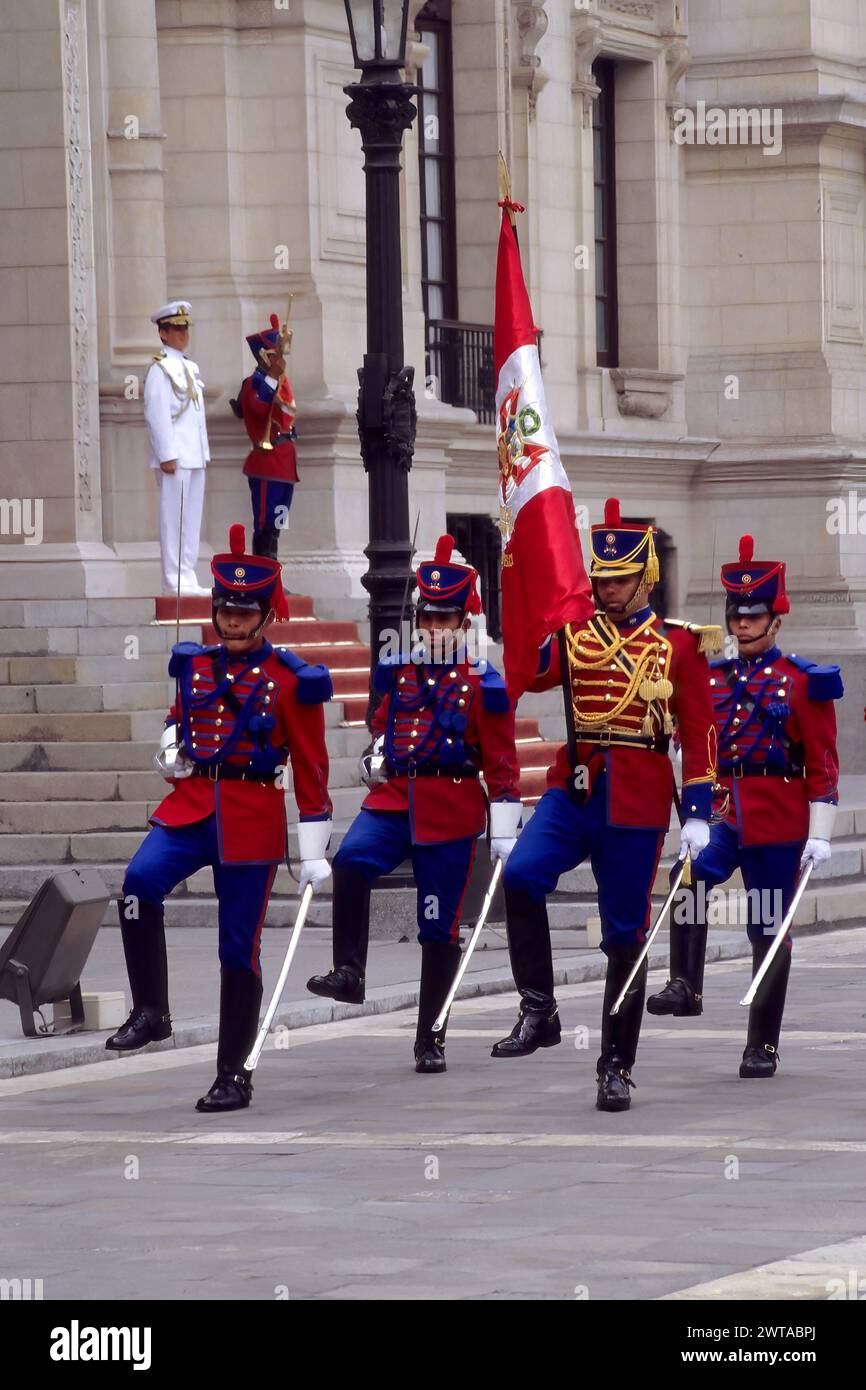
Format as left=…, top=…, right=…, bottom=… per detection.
left=143, top=345, right=210, bottom=594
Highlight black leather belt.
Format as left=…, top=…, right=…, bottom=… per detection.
left=191, top=764, right=277, bottom=784
left=273, top=432, right=294, bottom=445
left=723, top=763, right=805, bottom=780
left=574, top=731, right=670, bottom=754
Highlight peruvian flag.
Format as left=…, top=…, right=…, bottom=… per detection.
left=494, top=201, right=593, bottom=700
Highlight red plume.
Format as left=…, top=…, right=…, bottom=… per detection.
left=739, top=534, right=755, bottom=563
left=604, top=498, right=622, bottom=527
left=269, top=313, right=280, bottom=330
left=271, top=570, right=289, bottom=622
left=434, top=535, right=455, bottom=564
left=229, top=524, right=246, bottom=557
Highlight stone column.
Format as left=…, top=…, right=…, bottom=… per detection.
left=0, top=0, right=103, bottom=599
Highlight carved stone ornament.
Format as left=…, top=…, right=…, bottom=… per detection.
left=572, top=11, right=604, bottom=127
left=610, top=368, right=683, bottom=420
left=513, top=2, right=550, bottom=111
left=63, top=0, right=93, bottom=513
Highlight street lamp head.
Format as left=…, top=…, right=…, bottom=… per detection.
left=344, top=0, right=410, bottom=74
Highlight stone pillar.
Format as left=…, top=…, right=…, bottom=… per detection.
left=0, top=0, right=102, bottom=598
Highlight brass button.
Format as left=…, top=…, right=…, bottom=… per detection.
left=252, top=666, right=261, bottom=675
left=399, top=677, right=406, bottom=685
left=267, top=681, right=275, bottom=690
left=733, top=718, right=740, bottom=727
left=607, top=679, right=613, bottom=687
left=458, top=699, right=465, bottom=707
left=227, top=675, right=235, bottom=684
left=461, top=684, right=469, bottom=692
left=731, top=743, right=738, bottom=751
left=214, top=735, right=221, bottom=743
left=710, top=679, right=716, bottom=686
left=449, top=671, right=457, bottom=679
left=763, top=666, right=772, bottom=675
left=427, top=678, right=435, bottom=686
left=264, top=696, right=271, bottom=704
left=216, top=719, right=222, bottom=727
left=218, top=705, right=225, bottom=713
left=408, top=743, right=415, bottom=751
left=193, top=673, right=200, bottom=682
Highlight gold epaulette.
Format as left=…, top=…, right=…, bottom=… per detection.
left=152, top=351, right=166, bottom=362
left=665, top=618, right=724, bottom=655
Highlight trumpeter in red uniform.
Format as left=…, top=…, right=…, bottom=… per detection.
left=492, top=500, right=720, bottom=1112
left=307, top=537, right=522, bottom=1073
left=231, top=312, right=299, bottom=561
left=106, top=525, right=333, bottom=1113
left=648, top=535, right=842, bottom=1078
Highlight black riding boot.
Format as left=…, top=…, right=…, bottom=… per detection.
left=196, top=968, right=264, bottom=1112
left=647, top=884, right=708, bottom=1017
left=105, top=899, right=172, bottom=1051
left=252, top=526, right=280, bottom=561
left=491, top=888, right=561, bottom=1058
left=414, top=941, right=462, bottom=1074
left=596, top=942, right=647, bottom=1112
left=739, top=936, right=791, bottom=1078
left=307, top=865, right=371, bottom=1004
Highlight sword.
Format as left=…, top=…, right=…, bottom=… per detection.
left=609, top=852, right=690, bottom=1016
left=244, top=882, right=314, bottom=1071
left=740, top=860, right=813, bottom=1008
left=433, top=858, right=504, bottom=1034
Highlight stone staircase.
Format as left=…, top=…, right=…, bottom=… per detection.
left=0, top=595, right=560, bottom=931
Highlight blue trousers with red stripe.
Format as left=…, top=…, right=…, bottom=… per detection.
left=333, top=809, right=477, bottom=944
left=123, top=818, right=276, bottom=976
left=503, top=781, right=665, bottom=951
left=248, top=477, right=295, bottom=533
left=689, top=820, right=802, bottom=945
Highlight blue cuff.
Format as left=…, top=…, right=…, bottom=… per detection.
left=682, top=782, right=713, bottom=821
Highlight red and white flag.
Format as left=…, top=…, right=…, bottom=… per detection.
left=494, top=200, right=593, bottom=700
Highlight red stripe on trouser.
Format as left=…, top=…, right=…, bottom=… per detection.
left=638, top=832, right=666, bottom=944
left=448, top=837, right=477, bottom=944
left=250, top=864, right=277, bottom=975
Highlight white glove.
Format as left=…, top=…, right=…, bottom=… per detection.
left=679, top=817, right=710, bottom=861
left=800, top=838, right=831, bottom=869
left=296, top=820, right=332, bottom=894
left=489, top=801, right=522, bottom=865
left=299, top=858, right=332, bottom=892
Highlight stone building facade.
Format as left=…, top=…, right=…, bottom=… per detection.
left=1, top=0, right=864, bottom=761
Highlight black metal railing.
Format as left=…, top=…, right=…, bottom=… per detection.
left=426, top=319, right=496, bottom=423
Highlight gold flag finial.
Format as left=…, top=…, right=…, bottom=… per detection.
left=498, top=151, right=517, bottom=227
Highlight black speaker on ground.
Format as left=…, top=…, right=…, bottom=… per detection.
left=0, top=867, right=109, bottom=1037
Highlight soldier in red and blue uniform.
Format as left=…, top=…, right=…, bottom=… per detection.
left=648, top=535, right=842, bottom=1078
left=230, top=313, right=299, bottom=561
left=106, top=525, right=333, bottom=1114
left=492, top=500, right=720, bottom=1112
left=307, top=536, right=522, bottom=1074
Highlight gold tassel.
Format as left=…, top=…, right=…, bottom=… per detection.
left=641, top=712, right=654, bottom=736
left=681, top=856, right=692, bottom=887
left=645, top=531, right=659, bottom=586
left=663, top=711, right=674, bottom=735
left=698, top=625, right=724, bottom=655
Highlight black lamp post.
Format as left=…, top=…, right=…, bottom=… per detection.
left=343, top=0, right=418, bottom=727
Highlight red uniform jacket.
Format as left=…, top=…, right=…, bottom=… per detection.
left=151, top=640, right=331, bottom=864
left=363, top=657, right=521, bottom=845
left=240, top=370, right=299, bottom=483
left=533, top=611, right=718, bottom=831
left=709, top=647, right=841, bottom=847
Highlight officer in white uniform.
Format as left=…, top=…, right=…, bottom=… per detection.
left=144, top=301, right=211, bottom=596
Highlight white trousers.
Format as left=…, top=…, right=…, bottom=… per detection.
left=157, top=467, right=205, bottom=593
